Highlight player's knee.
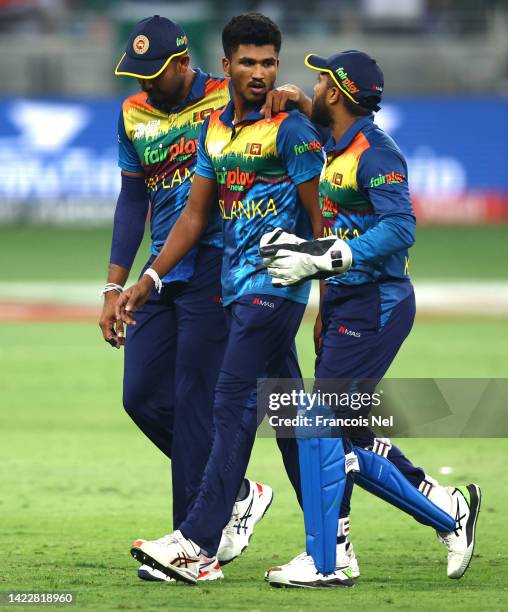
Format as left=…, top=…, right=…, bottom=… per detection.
left=122, top=379, right=146, bottom=421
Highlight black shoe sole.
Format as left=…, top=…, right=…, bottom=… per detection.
left=131, top=547, right=196, bottom=585
left=137, top=566, right=169, bottom=582
left=269, top=577, right=356, bottom=589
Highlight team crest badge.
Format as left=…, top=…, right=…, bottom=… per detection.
left=246, top=143, right=262, bottom=156
left=133, top=35, right=149, bottom=55
left=333, top=172, right=343, bottom=186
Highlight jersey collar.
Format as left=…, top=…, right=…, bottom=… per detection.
left=324, top=115, right=374, bottom=153
left=219, top=96, right=264, bottom=128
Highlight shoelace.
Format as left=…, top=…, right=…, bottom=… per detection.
left=223, top=495, right=254, bottom=536
left=287, top=552, right=309, bottom=566
left=222, top=508, right=241, bottom=536
left=439, top=510, right=467, bottom=544
left=156, top=534, right=180, bottom=547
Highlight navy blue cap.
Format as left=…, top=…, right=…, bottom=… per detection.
left=115, top=15, right=188, bottom=79
left=305, top=50, right=384, bottom=111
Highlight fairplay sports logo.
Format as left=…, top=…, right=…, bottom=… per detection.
left=294, top=140, right=321, bottom=156
left=335, top=67, right=360, bottom=94
left=370, top=171, right=406, bottom=187
left=216, top=167, right=256, bottom=192
left=321, top=195, right=338, bottom=218
left=143, top=137, right=197, bottom=165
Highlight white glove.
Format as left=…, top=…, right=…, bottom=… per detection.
left=263, top=237, right=353, bottom=286
left=259, top=229, right=305, bottom=266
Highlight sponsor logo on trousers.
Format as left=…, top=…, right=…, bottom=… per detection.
left=253, top=297, right=275, bottom=308
left=338, top=325, right=361, bottom=337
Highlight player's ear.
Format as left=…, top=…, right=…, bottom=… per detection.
left=222, top=56, right=231, bottom=77
left=327, top=86, right=340, bottom=106
left=177, top=55, right=190, bottom=73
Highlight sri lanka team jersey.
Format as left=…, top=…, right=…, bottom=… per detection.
left=320, top=116, right=416, bottom=321
left=195, top=101, right=324, bottom=306
left=117, top=68, right=230, bottom=282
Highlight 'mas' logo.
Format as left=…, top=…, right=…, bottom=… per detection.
left=252, top=297, right=275, bottom=308
left=176, top=35, right=188, bottom=46
left=216, top=167, right=256, bottom=192
left=370, top=171, right=406, bottom=188
left=338, top=325, right=361, bottom=337
left=335, top=67, right=360, bottom=94
left=294, top=140, right=321, bottom=156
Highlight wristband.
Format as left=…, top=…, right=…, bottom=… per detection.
left=101, top=283, right=123, bottom=296
left=143, top=268, right=163, bottom=293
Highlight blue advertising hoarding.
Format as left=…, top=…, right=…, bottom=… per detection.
left=0, top=96, right=506, bottom=223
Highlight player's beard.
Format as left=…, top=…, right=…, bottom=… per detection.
left=149, top=77, right=186, bottom=109
left=311, top=93, right=331, bottom=127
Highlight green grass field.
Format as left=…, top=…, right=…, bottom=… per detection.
left=1, top=226, right=507, bottom=610
left=2, top=319, right=507, bottom=611
left=0, top=225, right=507, bottom=281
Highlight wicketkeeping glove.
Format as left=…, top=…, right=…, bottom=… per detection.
left=259, top=228, right=305, bottom=263
left=259, top=235, right=353, bottom=287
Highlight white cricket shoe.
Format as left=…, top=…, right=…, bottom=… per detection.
left=217, top=480, right=273, bottom=565
left=137, top=555, right=224, bottom=583
left=437, top=484, right=481, bottom=579
left=265, top=552, right=355, bottom=588
left=339, top=540, right=360, bottom=579
left=131, top=530, right=200, bottom=585
left=265, top=540, right=359, bottom=583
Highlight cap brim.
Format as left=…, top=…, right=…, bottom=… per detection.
left=304, top=52, right=360, bottom=107
left=304, top=54, right=329, bottom=72
left=114, top=47, right=188, bottom=79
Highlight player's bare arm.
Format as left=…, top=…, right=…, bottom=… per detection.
left=115, top=175, right=216, bottom=326
left=99, top=169, right=146, bottom=348
left=296, top=176, right=322, bottom=238
left=296, top=176, right=324, bottom=352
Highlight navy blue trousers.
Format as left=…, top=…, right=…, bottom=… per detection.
left=123, top=246, right=228, bottom=529
left=315, top=283, right=426, bottom=518
left=179, top=295, right=306, bottom=555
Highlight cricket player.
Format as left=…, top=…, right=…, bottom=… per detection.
left=262, top=50, right=481, bottom=587
left=116, top=13, right=355, bottom=586
left=99, top=15, right=304, bottom=582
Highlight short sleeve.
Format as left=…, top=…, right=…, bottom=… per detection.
left=276, top=112, right=324, bottom=185
left=357, top=147, right=414, bottom=217
left=118, top=110, right=143, bottom=173
left=195, top=117, right=216, bottom=180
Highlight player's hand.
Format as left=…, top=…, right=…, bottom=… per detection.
left=313, top=313, right=323, bottom=355
left=99, top=291, right=125, bottom=349
left=115, top=276, right=154, bottom=331
left=261, top=84, right=306, bottom=120
left=264, top=237, right=353, bottom=286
